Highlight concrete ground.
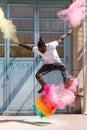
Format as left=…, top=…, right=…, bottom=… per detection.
left=0, top=114, right=87, bottom=130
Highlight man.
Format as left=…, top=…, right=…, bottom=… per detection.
left=17, top=29, right=73, bottom=93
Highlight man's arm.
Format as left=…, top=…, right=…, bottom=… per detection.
left=57, top=29, right=73, bottom=43
left=17, top=42, right=33, bottom=51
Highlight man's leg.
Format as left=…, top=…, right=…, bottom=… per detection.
left=50, top=62, right=74, bottom=88
left=36, top=64, right=52, bottom=93
left=50, top=62, right=70, bottom=84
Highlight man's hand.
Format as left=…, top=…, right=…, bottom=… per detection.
left=16, top=41, right=21, bottom=45
left=57, top=28, right=73, bottom=43
left=67, top=28, right=73, bottom=35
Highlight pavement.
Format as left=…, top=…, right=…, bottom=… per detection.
left=0, top=114, right=87, bottom=130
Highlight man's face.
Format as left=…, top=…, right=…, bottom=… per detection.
left=38, top=45, right=47, bottom=53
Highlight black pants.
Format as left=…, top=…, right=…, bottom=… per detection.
left=36, top=62, right=70, bottom=87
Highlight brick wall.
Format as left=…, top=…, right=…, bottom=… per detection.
left=72, top=0, right=86, bottom=113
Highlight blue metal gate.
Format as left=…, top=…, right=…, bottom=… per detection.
left=0, top=2, right=72, bottom=114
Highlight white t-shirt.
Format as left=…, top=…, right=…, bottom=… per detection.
left=33, top=41, right=62, bottom=64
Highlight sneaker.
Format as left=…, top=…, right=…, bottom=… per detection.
left=65, top=79, right=74, bottom=89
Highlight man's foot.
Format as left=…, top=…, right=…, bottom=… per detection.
left=65, top=79, right=74, bottom=89
left=38, top=87, right=44, bottom=94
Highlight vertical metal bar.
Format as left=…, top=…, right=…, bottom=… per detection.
left=82, top=0, right=87, bottom=114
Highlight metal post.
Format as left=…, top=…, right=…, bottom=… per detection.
left=83, top=0, right=87, bottom=114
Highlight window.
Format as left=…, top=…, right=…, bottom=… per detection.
left=9, top=6, right=35, bottom=57
left=39, top=7, right=64, bottom=58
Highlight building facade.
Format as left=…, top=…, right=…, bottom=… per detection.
left=0, top=0, right=86, bottom=115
